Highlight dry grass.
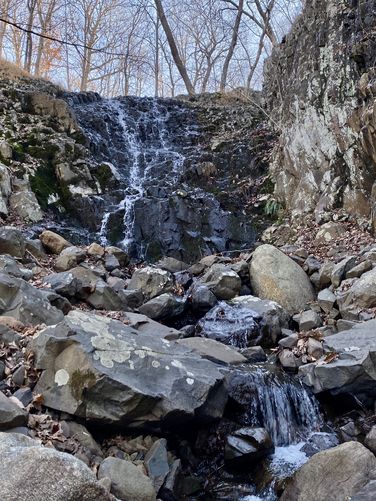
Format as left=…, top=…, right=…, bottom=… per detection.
left=0, top=58, right=32, bottom=80
left=0, top=58, right=64, bottom=94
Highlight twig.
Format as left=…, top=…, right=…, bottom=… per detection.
left=26, top=249, right=43, bottom=268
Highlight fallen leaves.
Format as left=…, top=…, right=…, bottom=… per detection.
left=317, top=351, right=339, bottom=365
left=28, top=413, right=66, bottom=447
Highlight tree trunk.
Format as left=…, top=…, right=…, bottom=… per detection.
left=154, top=0, right=195, bottom=96
left=154, top=15, right=160, bottom=97
left=246, top=29, right=266, bottom=90
left=220, top=0, right=243, bottom=92
left=24, top=0, right=37, bottom=72
left=80, top=48, right=92, bottom=92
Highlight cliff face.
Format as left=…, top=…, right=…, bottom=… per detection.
left=264, top=0, right=376, bottom=223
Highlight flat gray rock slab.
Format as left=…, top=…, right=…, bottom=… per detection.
left=177, top=337, right=247, bottom=365
left=32, top=310, right=228, bottom=428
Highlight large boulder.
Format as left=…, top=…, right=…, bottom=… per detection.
left=0, top=273, right=65, bottom=325
left=98, top=457, right=156, bottom=501
left=40, top=230, right=72, bottom=254
left=337, top=267, right=376, bottom=319
left=231, top=295, right=290, bottom=344
left=31, top=310, right=227, bottom=428
left=128, top=267, right=174, bottom=300
left=0, top=227, right=26, bottom=259
left=201, top=264, right=241, bottom=300
left=43, top=267, right=126, bottom=310
left=9, top=190, right=43, bottom=223
left=0, top=432, right=111, bottom=501
left=299, top=320, right=376, bottom=404
left=139, top=293, right=185, bottom=321
left=196, top=302, right=267, bottom=348
left=55, top=246, right=86, bottom=272
left=27, top=92, right=77, bottom=132
left=249, top=245, right=314, bottom=314
left=281, top=442, right=376, bottom=501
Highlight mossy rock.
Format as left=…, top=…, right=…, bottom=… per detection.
left=260, top=176, right=275, bottom=195
left=26, top=141, right=60, bottom=162
left=30, top=162, right=71, bottom=212
left=11, top=143, right=26, bottom=162
left=94, top=163, right=115, bottom=191
left=145, top=240, right=163, bottom=262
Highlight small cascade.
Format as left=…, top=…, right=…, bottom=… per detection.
left=217, top=367, right=334, bottom=500
left=196, top=302, right=265, bottom=348
left=244, top=368, right=322, bottom=446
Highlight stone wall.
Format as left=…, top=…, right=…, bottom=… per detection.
left=264, top=0, right=376, bottom=223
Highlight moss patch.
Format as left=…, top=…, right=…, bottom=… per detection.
left=94, top=163, right=114, bottom=191
left=29, top=162, right=71, bottom=211
left=70, top=369, right=97, bottom=401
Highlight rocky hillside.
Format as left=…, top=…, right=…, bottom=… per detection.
left=264, top=0, right=376, bottom=223
left=0, top=71, right=273, bottom=262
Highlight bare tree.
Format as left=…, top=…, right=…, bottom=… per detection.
left=24, top=0, right=37, bottom=71
left=154, top=0, right=195, bottom=96
left=220, top=0, right=243, bottom=92
left=0, top=0, right=302, bottom=95
left=34, top=0, right=59, bottom=77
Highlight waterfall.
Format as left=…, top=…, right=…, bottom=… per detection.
left=227, top=367, right=334, bottom=501
left=228, top=367, right=323, bottom=447
left=67, top=93, right=257, bottom=262
left=244, top=368, right=322, bottom=446
left=93, top=98, right=188, bottom=255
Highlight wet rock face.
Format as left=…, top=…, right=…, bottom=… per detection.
left=67, top=93, right=265, bottom=262
left=196, top=302, right=266, bottom=349
left=264, top=0, right=376, bottom=221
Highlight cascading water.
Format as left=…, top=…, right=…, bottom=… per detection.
left=67, top=93, right=256, bottom=262
left=225, top=366, right=337, bottom=500
left=79, top=97, right=190, bottom=256
left=243, top=368, right=322, bottom=446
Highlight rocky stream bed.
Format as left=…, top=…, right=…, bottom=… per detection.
left=0, top=224, right=375, bottom=500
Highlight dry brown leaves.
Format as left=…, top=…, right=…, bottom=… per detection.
left=28, top=413, right=67, bottom=447
left=286, top=210, right=374, bottom=261
left=291, top=338, right=322, bottom=364
left=317, top=351, right=339, bottom=365
left=21, top=323, right=46, bottom=338
left=94, top=309, right=131, bottom=325
left=173, top=282, right=185, bottom=297
left=298, top=329, right=323, bottom=341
